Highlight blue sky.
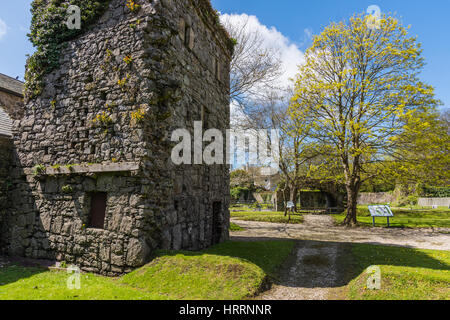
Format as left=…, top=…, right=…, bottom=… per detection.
left=0, top=0, right=448, bottom=109
left=213, top=0, right=450, bottom=110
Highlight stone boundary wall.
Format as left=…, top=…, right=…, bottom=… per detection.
left=357, top=192, right=395, bottom=205
left=418, top=198, right=450, bottom=207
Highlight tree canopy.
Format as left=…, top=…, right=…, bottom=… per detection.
left=290, top=13, right=443, bottom=225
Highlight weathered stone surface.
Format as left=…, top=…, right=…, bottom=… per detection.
left=0, top=0, right=231, bottom=275
left=0, top=137, right=12, bottom=243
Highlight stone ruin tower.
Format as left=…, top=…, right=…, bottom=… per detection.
left=0, top=0, right=233, bottom=275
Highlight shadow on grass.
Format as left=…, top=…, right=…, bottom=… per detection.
left=1, top=239, right=448, bottom=297
left=0, top=256, right=55, bottom=287
left=154, top=240, right=295, bottom=280
left=0, top=265, right=47, bottom=287
left=230, top=236, right=449, bottom=291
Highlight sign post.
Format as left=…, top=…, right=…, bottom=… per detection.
left=286, top=201, right=295, bottom=210
left=368, top=205, right=394, bottom=228
left=286, top=201, right=295, bottom=222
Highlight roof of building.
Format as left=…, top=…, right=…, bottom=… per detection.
left=0, top=106, right=12, bottom=138
left=0, top=73, right=24, bottom=97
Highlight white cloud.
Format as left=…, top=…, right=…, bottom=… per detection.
left=230, top=99, right=248, bottom=128
left=221, top=13, right=305, bottom=91
left=222, top=14, right=305, bottom=129
left=0, top=19, right=7, bottom=40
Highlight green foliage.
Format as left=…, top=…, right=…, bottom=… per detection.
left=231, top=210, right=304, bottom=224
left=92, top=111, right=113, bottom=127
left=25, top=0, right=111, bottom=99
left=61, top=185, right=73, bottom=194
left=289, top=12, right=441, bottom=225
left=230, top=187, right=251, bottom=200
left=345, top=244, right=450, bottom=300
left=384, top=111, right=450, bottom=186
left=230, top=169, right=260, bottom=200
left=230, top=169, right=253, bottom=188
left=360, top=168, right=396, bottom=193
left=333, top=207, right=450, bottom=228
left=33, top=164, right=46, bottom=176
left=229, top=222, right=245, bottom=231
left=419, top=185, right=450, bottom=198
left=258, top=192, right=273, bottom=203
left=0, top=241, right=294, bottom=300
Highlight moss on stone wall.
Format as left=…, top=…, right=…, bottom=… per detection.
left=25, top=0, right=111, bottom=100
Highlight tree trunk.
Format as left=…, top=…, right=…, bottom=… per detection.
left=289, top=186, right=298, bottom=213
left=341, top=153, right=361, bottom=227
left=344, top=184, right=358, bottom=226
left=283, top=186, right=288, bottom=217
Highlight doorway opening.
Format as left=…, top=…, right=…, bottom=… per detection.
left=212, top=201, right=222, bottom=245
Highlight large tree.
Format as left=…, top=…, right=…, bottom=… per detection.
left=290, top=14, right=440, bottom=226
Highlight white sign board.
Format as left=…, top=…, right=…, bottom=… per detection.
left=368, top=205, right=394, bottom=217
left=286, top=201, right=295, bottom=209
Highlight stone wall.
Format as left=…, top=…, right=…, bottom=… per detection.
left=2, top=0, right=231, bottom=275
left=357, top=192, right=396, bottom=205
left=418, top=198, right=450, bottom=207
left=160, top=0, right=231, bottom=250
left=0, top=91, right=24, bottom=120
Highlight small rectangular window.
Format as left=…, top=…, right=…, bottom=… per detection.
left=185, top=25, right=191, bottom=46
left=201, top=106, right=209, bottom=130
left=89, top=192, right=107, bottom=229
left=179, top=18, right=186, bottom=42
left=214, top=58, right=220, bottom=80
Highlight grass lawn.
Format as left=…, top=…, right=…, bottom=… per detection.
left=0, top=241, right=294, bottom=300
left=333, top=207, right=450, bottom=228
left=231, top=210, right=304, bottom=224
left=341, top=244, right=450, bottom=300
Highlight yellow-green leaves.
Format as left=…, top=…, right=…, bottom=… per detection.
left=288, top=12, right=443, bottom=217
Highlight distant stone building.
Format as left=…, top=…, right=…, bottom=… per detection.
left=272, top=179, right=346, bottom=213
left=0, top=74, right=23, bottom=225
left=246, top=166, right=281, bottom=191
left=0, top=0, right=233, bottom=275
left=0, top=73, right=24, bottom=120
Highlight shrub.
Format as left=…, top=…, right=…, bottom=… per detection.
left=25, top=0, right=111, bottom=99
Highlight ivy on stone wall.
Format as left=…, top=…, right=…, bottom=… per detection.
left=419, top=185, right=450, bottom=198
left=25, top=0, right=111, bottom=100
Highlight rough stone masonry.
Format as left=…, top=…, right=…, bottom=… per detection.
left=0, top=0, right=233, bottom=275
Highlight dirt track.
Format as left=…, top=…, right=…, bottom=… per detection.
left=258, top=240, right=345, bottom=300
left=232, top=215, right=449, bottom=300
left=231, top=215, right=450, bottom=251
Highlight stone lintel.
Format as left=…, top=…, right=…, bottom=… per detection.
left=24, top=162, right=140, bottom=176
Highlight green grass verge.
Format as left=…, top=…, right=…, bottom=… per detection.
left=344, top=244, right=450, bottom=300
left=333, top=207, right=450, bottom=228
left=229, top=222, right=245, bottom=231
left=231, top=211, right=304, bottom=224
left=0, top=241, right=294, bottom=300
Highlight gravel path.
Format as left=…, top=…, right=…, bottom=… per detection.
left=231, top=215, right=450, bottom=251
left=232, top=215, right=450, bottom=300
left=258, top=240, right=343, bottom=300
